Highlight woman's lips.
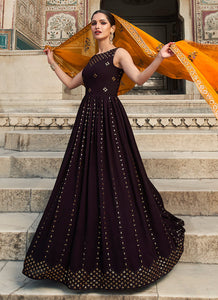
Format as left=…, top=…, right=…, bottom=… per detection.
left=95, top=31, right=102, bottom=35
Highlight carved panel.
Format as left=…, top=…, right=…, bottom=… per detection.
left=46, top=0, right=77, bottom=4
left=15, top=0, right=45, bottom=47
left=192, top=0, right=218, bottom=43
left=0, top=114, right=217, bottom=129
left=46, top=11, right=77, bottom=42
left=44, top=0, right=88, bottom=46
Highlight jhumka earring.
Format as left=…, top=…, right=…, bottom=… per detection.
left=110, top=32, right=114, bottom=44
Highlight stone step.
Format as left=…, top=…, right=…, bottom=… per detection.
left=0, top=178, right=217, bottom=216
left=0, top=98, right=212, bottom=114
left=0, top=149, right=217, bottom=179
left=0, top=112, right=217, bottom=131
left=0, top=261, right=218, bottom=300
left=4, top=129, right=218, bottom=152
left=0, top=213, right=217, bottom=264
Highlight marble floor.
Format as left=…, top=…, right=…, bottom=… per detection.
left=0, top=261, right=218, bottom=299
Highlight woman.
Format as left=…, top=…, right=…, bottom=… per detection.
left=22, top=10, right=185, bottom=291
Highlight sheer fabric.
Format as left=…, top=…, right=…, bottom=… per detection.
left=45, top=14, right=218, bottom=119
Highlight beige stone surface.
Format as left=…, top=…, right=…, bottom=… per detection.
left=0, top=98, right=212, bottom=114
left=182, top=235, right=218, bottom=263
left=0, top=262, right=218, bottom=299
left=0, top=155, right=11, bottom=177
left=142, top=151, right=218, bottom=179
left=0, top=99, right=80, bottom=113
left=0, top=232, right=26, bottom=260
left=153, top=178, right=218, bottom=215
left=1, top=178, right=217, bottom=215
left=157, top=263, right=218, bottom=299
left=0, top=51, right=63, bottom=100
left=162, top=190, right=218, bottom=216
left=0, top=261, right=156, bottom=299
left=31, top=189, right=52, bottom=212
left=0, top=178, right=54, bottom=212
left=2, top=0, right=16, bottom=29
left=180, top=0, right=193, bottom=41
left=135, top=131, right=218, bottom=152
left=0, top=213, right=218, bottom=263
left=1, top=149, right=217, bottom=179
left=9, top=152, right=63, bottom=178
left=181, top=216, right=218, bottom=264
left=0, top=261, right=7, bottom=271
left=5, top=130, right=70, bottom=152
left=0, top=189, right=30, bottom=212
left=4, top=129, right=218, bottom=152
left=0, top=128, right=13, bottom=147
left=0, top=213, right=39, bottom=260
left=0, top=261, right=75, bottom=297
left=27, top=213, right=42, bottom=249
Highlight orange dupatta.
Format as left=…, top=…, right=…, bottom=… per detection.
left=45, top=14, right=218, bottom=119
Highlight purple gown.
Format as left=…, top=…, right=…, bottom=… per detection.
left=22, top=48, right=185, bottom=291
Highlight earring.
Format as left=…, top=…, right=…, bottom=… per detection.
left=110, top=32, right=114, bottom=44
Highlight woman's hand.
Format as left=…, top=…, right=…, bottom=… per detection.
left=158, top=42, right=175, bottom=59
left=115, top=45, right=174, bottom=86
left=43, top=48, right=55, bottom=65
left=43, top=47, right=84, bottom=89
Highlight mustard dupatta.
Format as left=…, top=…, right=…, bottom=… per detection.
left=46, top=14, right=218, bottom=119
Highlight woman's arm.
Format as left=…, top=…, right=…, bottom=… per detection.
left=115, top=43, right=174, bottom=85
left=44, top=48, right=84, bottom=89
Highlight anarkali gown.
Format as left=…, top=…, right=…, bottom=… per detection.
left=22, top=47, right=185, bottom=291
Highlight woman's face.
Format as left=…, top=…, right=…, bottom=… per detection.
left=91, top=13, right=115, bottom=41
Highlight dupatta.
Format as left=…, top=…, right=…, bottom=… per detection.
left=45, top=14, right=218, bottom=119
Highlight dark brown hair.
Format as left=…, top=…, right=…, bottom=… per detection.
left=91, top=10, right=116, bottom=27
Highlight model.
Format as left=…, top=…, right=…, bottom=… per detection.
left=22, top=10, right=185, bottom=291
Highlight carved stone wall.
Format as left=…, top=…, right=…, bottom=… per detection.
left=192, top=0, right=218, bottom=44
left=15, top=0, right=45, bottom=48
left=0, top=0, right=88, bottom=49
left=44, top=0, right=88, bottom=47
left=1, top=0, right=217, bottom=48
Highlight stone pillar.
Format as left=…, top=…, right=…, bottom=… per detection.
left=88, top=0, right=101, bottom=20
left=0, top=0, right=17, bottom=49
left=179, top=0, right=200, bottom=98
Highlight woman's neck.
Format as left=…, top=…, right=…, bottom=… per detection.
left=96, top=40, right=115, bottom=54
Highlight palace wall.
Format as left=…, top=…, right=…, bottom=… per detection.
left=1, top=0, right=218, bottom=49
left=0, top=0, right=88, bottom=49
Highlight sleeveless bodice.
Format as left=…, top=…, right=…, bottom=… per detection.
left=82, top=48, right=124, bottom=97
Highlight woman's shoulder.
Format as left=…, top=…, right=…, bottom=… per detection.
left=115, top=47, right=132, bottom=61
left=114, top=47, right=132, bottom=69
left=116, top=47, right=130, bottom=55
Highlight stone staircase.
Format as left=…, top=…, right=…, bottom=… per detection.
left=0, top=96, right=218, bottom=299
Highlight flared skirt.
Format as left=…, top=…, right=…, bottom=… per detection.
left=22, top=94, right=185, bottom=290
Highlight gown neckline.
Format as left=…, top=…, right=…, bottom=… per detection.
left=95, top=48, right=117, bottom=56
